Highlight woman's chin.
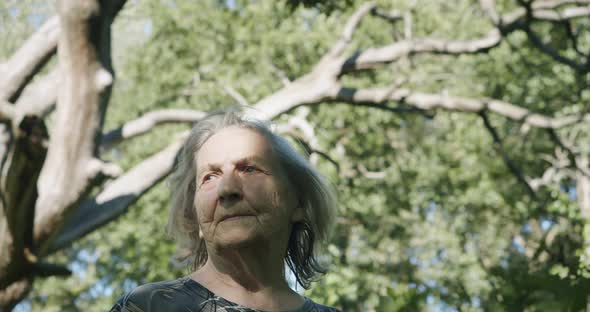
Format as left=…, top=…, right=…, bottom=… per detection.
left=212, top=228, right=262, bottom=250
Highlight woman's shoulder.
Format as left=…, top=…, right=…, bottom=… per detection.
left=109, top=277, right=341, bottom=312
left=302, top=298, right=341, bottom=312
left=109, top=277, right=211, bottom=312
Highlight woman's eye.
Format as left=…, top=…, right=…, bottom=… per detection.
left=243, top=165, right=257, bottom=173
left=202, top=174, right=217, bottom=183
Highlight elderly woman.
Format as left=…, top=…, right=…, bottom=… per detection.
left=110, top=110, right=339, bottom=312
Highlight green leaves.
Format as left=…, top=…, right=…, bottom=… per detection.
left=21, top=0, right=590, bottom=310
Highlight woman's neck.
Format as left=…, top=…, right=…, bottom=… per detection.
left=191, top=245, right=304, bottom=311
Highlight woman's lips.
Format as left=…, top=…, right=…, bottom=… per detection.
left=220, top=214, right=253, bottom=222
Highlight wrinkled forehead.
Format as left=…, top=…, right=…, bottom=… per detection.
left=195, top=126, right=278, bottom=170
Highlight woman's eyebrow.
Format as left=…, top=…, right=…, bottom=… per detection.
left=196, top=163, right=220, bottom=180
left=236, top=156, right=265, bottom=165
left=196, top=156, right=267, bottom=177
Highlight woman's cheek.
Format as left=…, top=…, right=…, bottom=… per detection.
left=196, top=188, right=217, bottom=222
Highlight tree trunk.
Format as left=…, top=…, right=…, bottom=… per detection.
left=0, top=1, right=125, bottom=309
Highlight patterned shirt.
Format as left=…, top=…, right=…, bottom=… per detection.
left=109, top=277, right=340, bottom=312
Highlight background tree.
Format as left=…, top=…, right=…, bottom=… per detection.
left=2, top=0, right=590, bottom=311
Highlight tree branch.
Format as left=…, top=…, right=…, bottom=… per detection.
left=15, top=68, right=59, bottom=118
left=44, top=3, right=404, bottom=250
left=521, top=23, right=588, bottom=71
left=577, top=156, right=590, bottom=219
left=533, top=6, right=590, bottom=21
left=532, top=0, right=590, bottom=10
left=0, top=116, right=47, bottom=293
left=251, top=70, right=339, bottom=119
left=33, top=262, right=71, bottom=277
left=326, top=2, right=377, bottom=58
left=547, top=129, right=590, bottom=177
left=481, top=0, right=590, bottom=71
left=343, top=29, right=503, bottom=71
left=268, top=62, right=291, bottom=86
left=34, top=0, right=127, bottom=252
left=0, top=101, right=17, bottom=122
left=529, top=166, right=560, bottom=191
left=276, top=107, right=324, bottom=165
left=47, top=134, right=186, bottom=254
left=370, top=8, right=403, bottom=24
left=221, top=84, right=249, bottom=106
left=479, top=112, right=537, bottom=198
left=561, top=19, right=585, bottom=57
left=100, top=109, right=205, bottom=149
left=0, top=278, right=32, bottom=311
left=0, top=16, right=59, bottom=102
left=357, top=163, right=387, bottom=179
left=480, top=0, right=501, bottom=25
left=513, top=0, right=590, bottom=72
left=330, top=87, right=590, bottom=129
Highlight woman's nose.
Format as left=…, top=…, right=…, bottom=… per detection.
left=217, top=172, right=243, bottom=204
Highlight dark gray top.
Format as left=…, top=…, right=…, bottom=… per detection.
left=109, top=277, right=340, bottom=312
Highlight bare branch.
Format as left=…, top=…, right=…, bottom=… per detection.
left=0, top=16, right=59, bottom=102
left=533, top=6, right=590, bottom=21
left=222, top=84, right=249, bottom=106
left=479, top=0, right=501, bottom=25
left=346, top=101, right=432, bottom=115
left=15, top=69, right=59, bottom=118
left=0, top=101, right=17, bottom=122
left=101, top=109, right=205, bottom=148
left=268, top=62, right=291, bottom=86
left=253, top=3, right=512, bottom=117
left=0, top=278, right=31, bottom=311
left=86, top=158, right=123, bottom=179
left=521, top=23, right=588, bottom=71
left=482, top=1, right=590, bottom=70
left=252, top=4, right=521, bottom=120
left=528, top=147, right=577, bottom=191
left=529, top=166, right=560, bottom=191
left=547, top=129, right=590, bottom=177
left=508, top=1, right=590, bottom=72
left=498, top=3, right=590, bottom=22
left=331, top=87, right=590, bottom=129
left=251, top=70, right=339, bottom=120
left=33, top=262, right=71, bottom=277
left=479, top=112, right=538, bottom=198
left=34, top=0, right=127, bottom=251
left=532, top=0, right=590, bottom=10
left=371, top=8, right=403, bottom=24
left=0, top=116, right=46, bottom=291
left=577, top=156, right=590, bottom=218
left=344, top=29, right=502, bottom=71
left=276, top=107, right=323, bottom=164
left=403, top=11, right=413, bottom=40
left=562, top=20, right=585, bottom=57
left=357, top=163, right=387, bottom=179
left=47, top=134, right=186, bottom=254
left=326, top=2, right=377, bottom=58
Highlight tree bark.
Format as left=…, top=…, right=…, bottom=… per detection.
left=0, top=112, right=48, bottom=312
left=0, top=0, right=126, bottom=309
left=34, top=0, right=125, bottom=253
left=0, top=16, right=59, bottom=102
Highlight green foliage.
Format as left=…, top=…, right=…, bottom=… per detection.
left=284, top=0, right=355, bottom=14
left=16, top=0, right=590, bottom=310
left=0, top=0, right=54, bottom=59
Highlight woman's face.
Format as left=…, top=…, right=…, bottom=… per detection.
left=194, top=126, right=303, bottom=251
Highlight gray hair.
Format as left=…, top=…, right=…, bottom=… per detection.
left=167, top=109, right=337, bottom=288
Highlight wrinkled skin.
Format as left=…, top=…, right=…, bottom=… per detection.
left=194, top=126, right=303, bottom=251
